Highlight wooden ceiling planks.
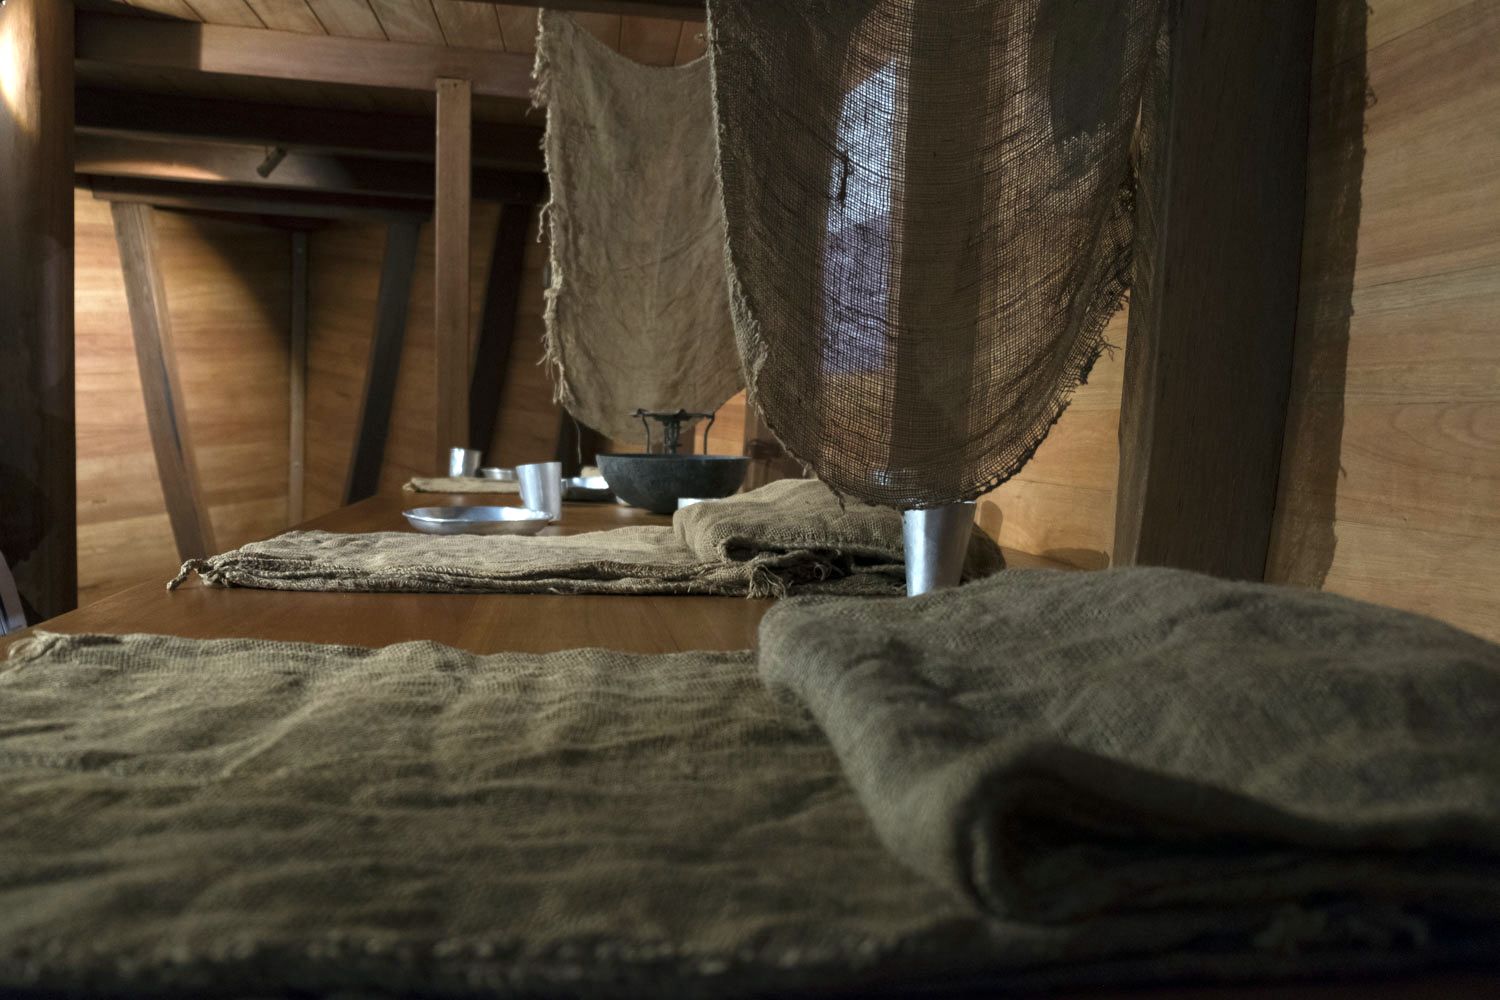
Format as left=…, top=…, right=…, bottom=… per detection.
left=366, top=0, right=446, bottom=43
left=303, top=0, right=387, bottom=38
left=433, top=1, right=508, bottom=51
left=674, top=20, right=706, bottom=64
left=122, top=0, right=202, bottom=17
left=494, top=5, right=539, bottom=54
left=245, top=0, right=327, bottom=33
left=570, top=12, right=621, bottom=49
left=183, top=0, right=266, bottom=27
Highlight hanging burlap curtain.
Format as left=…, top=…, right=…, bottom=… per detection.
left=708, top=0, right=1163, bottom=507
left=536, top=12, right=742, bottom=442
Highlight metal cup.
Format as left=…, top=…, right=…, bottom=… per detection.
left=448, top=447, right=482, bottom=478
left=517, top=461, right=564, bottom=521
left=902, top=502, right=977, bottom=597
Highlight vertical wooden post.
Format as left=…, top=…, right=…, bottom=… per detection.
left=111, top=202, right=218, bottom=562
left=344, top=220, right=422, bottom=505
left=468, top=204, right=533, bottom=459
left=0, top=0, right=76, bottom=622
left=1113, top=1, right=1316, bottom=579
left=288, top=230, right=309, bottom=525
left=435, top=77, right=473, bottom=471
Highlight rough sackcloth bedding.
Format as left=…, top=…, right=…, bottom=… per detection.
left=707, top=0, right=1164, bottom=507
left=4, top=568, right=1500, bottom=996
left=167, top=480, right=1002, bottom=599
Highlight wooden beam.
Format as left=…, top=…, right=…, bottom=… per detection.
left=435, top=78, right=474, bottom=470
left=469, top=206, right=534, bottom=456
left=288, top=231, right=309, bottom=526
left=475, top=0, right=705, bottom=21
left=76, top=134, right=546, bottom=206
left=76, top=89, right=545, bottom=173
left=1113, top=2, right=1316, bottom=580
left=110, top=202, right=218, bottom=562
left=345, top=221, right=422, bottom=505
left=87, top=177, right=433, bottom=223
left=76, top=11, right=534, bottom=98
left=0, top=0, right=77, bottom=623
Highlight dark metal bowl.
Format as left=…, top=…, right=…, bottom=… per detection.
left=596, top=454, right=750, bottom=515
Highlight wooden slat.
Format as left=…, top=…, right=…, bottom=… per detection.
left=288, top=231, right=310, bottom=524
left=432, top=0, right=507, bottom=50
left=77, top=11, right=534, bottom=97
left=470, top=0, right=702, bottom=21
left=435, top=77, right=474, bottom=468
left=345, top=221, right=422, bottom=503
left=494, top=4, right=538, bottom=53
left=244, top=0, right=327, bottom=33
left=367, top=0, right=446, bottom=43
left=75, top=133, right=546, bottom=204
left=124, top=0, right=202, bottom=18
left=469, top=205, right=532, bottom=453
left=619, top=15, right=682, bottom=65
left=186, top=0, right=265, bottom=26
left=110, top=202, right=219, bottom=561
left=673, top=20, right=706, bottom=64
left=1113, top=2, right=1317, bottom=580
left=89, top=176, right=434, bottom=222
left=303, top=0, right=386, bottom=38
left=76, top=88, right=545, bottom=171
left=0, top=0, right=78, bottom=623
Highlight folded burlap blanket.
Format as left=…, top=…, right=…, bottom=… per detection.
left=5, top=630, right=1493, bottom=998
left=404, top=477, right=520, bottom=494
left=170, top=480, right=1003, bottom=598
left=675, top=478, right=1003, bottom=584
left=759, top=566, right=1500, bottom=931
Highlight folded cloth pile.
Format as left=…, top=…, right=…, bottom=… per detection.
left=4, top=568, right=1500, bottom=998
left=403, top=477, right=520, bottom=494
left=758, top=566, right=1500, bottom=934
left=168, top=479, right=1002, bottom=598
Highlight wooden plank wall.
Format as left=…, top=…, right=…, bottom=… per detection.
left=1265, top=0, right=1500, bottom=641
left=977, top=311, right=1127, bottom=572
left=74, top=192, right=291, bottom=605
left=978, top=0, right=1500, bottom=642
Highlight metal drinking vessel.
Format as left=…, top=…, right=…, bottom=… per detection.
left=902, top=502, right=977, bottom=596
left=448, top=447, right=482, bottom=478
left=518, top=461, right=564, bottom=521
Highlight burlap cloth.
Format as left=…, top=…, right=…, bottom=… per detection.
left=535, top=12, right=741, bottom=441
left=6, top=569, right=1500, bottom=996
left=170, top=481, right=1000, bottom=598
left=707, top=0, right=1162, bottom=506
left=404, top=477, right=520, bottom=495
left=759, top=566, right=1500, bottom=933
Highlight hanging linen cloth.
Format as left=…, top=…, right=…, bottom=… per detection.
left=535, top=12, right=742, bottom=442
left=708, top=0, right=1164, bottom=506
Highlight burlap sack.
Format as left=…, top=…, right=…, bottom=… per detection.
left=536, top=12, right=741, bottom=441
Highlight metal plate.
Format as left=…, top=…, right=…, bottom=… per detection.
left=479, top=467, right=518, bottom=481
left=402, top=506, right=551, bottom=536
left=562, top=475, right=614, bottom=502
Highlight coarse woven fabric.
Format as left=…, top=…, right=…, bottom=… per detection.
left=707, top=0, right=1163, bottom=506
left=536, top=12, right=742, bottom=442
left=405, top=477, right=521, bottom=495
left=674, top=478, right=1003, bottom=586
left=758, top=566, right=1500, bottom=930
left=166, top=482, right=995, bottom=597
left=4, top=632, right=1496, bottom=999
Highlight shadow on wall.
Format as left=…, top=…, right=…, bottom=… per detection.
left=1266, top=0, right=1369, bottom=589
